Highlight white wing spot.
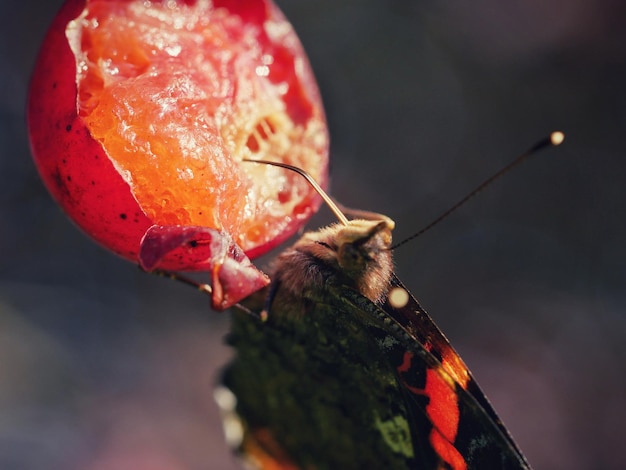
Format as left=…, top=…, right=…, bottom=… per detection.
left=388, top=287, right=409, bottom=308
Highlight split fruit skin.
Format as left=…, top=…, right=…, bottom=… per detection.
left=27, top=0, right=329, bottom=308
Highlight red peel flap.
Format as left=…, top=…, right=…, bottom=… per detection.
left=140, top=225, right=270, bottom=310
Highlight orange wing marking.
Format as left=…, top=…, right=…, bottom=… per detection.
left=398, top=351, right=468, bottom=470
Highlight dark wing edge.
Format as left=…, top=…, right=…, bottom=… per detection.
left=381, top=275, right=531, bottom=469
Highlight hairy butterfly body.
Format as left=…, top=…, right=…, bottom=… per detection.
left=219, top=217, right=530, bottom=469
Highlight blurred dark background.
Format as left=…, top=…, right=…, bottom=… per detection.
left=2, top=0, right=625, bottom=468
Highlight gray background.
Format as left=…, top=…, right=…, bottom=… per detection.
left=2, top=0, right=625, bottom=468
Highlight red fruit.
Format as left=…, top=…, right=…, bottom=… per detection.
left=28, top=0, right=329, bottom=308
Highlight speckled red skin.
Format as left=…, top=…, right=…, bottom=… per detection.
left=28, top=0, right=153, bottom=262
left=28, top=0, right=328, bottom=306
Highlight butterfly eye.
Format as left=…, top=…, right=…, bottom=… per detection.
left=315, top=241, right=333, bottom=250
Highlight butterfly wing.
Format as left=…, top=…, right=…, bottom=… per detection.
left=220, top=278, right=530, bottom=469
left=382, top=275, right=530, bottom=468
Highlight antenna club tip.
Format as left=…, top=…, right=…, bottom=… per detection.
left=550, top=131, right=565, bottom=146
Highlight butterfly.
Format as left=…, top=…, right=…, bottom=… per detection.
left=217, top=214, right=530, bottom=470
left=207, top=133, right=561, bottom=468
left=210, top=142, right=570, bottom=469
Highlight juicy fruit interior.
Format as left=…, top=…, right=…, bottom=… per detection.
left=66, top=0, right=327, bottom=251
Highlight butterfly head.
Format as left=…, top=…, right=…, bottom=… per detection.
left=288, top=217, right=395, bottom=305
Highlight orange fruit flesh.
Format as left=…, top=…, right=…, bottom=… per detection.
left=66, top=0, right=328, bottom=251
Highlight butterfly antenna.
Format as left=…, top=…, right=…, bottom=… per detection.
left=390, top=131, right=565, bottom=250
left=243, top=159, right=350, bottom=225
